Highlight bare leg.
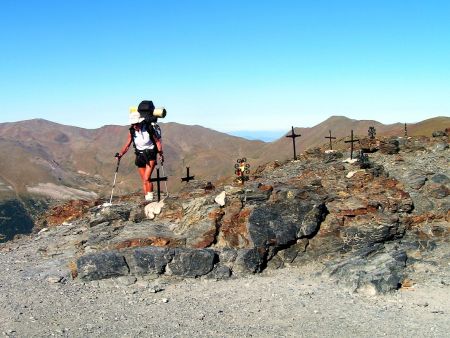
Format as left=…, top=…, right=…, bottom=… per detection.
left=145, top=160, right=156, bottom=192
left=138, top=167, right=150, bottom=194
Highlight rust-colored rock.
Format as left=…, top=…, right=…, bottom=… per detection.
left=41, top=200, right=96, bottom=227
left=217, top=201, right=252, bottom=248
left=113, top=237, right=184, bottom=250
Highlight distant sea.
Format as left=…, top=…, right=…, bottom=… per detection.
left=227, top=130, right=286, bottom=142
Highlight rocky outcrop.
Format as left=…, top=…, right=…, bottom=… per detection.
left=28, top=133, right=449, bottom=294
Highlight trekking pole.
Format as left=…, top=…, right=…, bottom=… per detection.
left=108, top=153, right=121, bottom=204
left=160, top=156, right=169, bottom=198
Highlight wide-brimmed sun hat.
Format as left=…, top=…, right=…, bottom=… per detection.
left=129, top=108, right=144, bottom=124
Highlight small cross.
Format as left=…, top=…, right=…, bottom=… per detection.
left=404, top=123, right=408, bottom=137
left=325, top=130, right=336, bottom=150
left=286, top=126, right=301, bottom=160
left=149, top=168, right=168, bottom=202
left=181, top=167, right=195, bottom=183
left=344, top=130, right=360, bottom=159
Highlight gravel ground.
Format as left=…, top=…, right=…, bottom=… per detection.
left=1, top=237, right=449, bottom=337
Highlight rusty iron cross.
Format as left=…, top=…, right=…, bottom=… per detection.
left=344, top=130, right=360, bottom=159
left=181, top=167, right=195, bottom=183
left=149, top=168, right=168, bottom=202
left=286, top=126, right=301, bottom=160
left=325, top=130, right=336, bottom=150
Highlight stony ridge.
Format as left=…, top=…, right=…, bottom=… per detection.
left=3, top=132, right=443, bottom=298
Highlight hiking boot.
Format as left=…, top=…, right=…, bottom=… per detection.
left=145, top=192, right=154, bottom=201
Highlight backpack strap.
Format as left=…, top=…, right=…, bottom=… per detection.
left=129, top=121, right=162, bottom=153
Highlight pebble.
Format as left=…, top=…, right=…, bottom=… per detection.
left=161, top=298, right=169, bottom=303
left=47, top=276, right=62, bottom=284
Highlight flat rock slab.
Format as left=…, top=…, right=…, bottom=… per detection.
left=77, top=251, right=129, bottom=281
left=76, top=247, right=217, bottom=281
left=167, top=249, right=216, bottom=277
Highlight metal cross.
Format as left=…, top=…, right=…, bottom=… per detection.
left=149, top=168, right=168, bottom=202
left=325, top=130, right=336, bottom=150
left=404, top=123, right=408, bottom=137
left=368, top=126, right=376, bottom=139
left=344, top=130, right=360, bottom=159
left=286, top=126, right=301, bottom=160
left=181, top=167, right=195, bottom=183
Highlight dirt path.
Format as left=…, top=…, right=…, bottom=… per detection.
left=1, top=238, right=449, bottom=337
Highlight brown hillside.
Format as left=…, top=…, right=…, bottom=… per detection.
left=257, top=116, right=403, bottom=164
left=408, top=116, right=450, bottom=136
left=0, top=116, right=448, bottom=202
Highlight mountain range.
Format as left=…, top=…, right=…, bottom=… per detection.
left=0, top=115, right=448, bottom=241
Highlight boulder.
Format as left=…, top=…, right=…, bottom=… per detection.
left=89, top=204, right=131, bottom=227
left=325, top=246, right=407, bottom=295
left=379, top=139, right=400, bottom=154
left=127, top=247, right=174, bottom=275
left=247, top=198, right=326, bottom=257
left=232, top=248, right=266, bottom=274
left=167, top=248, right=216, bottom=277
left=77, top=251, right=129, bottom=281
left=432, top=130, right=447, bottom=137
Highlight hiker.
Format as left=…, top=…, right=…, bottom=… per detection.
left=117, top=110, right=164, bottom=201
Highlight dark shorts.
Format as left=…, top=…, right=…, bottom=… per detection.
left=135, top=149, right=157, bottom=168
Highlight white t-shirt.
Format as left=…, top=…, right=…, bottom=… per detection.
left=133, top=125, right=155, bottom=151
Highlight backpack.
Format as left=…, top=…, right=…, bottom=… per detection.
left=129, top=120, right=162, bottom=153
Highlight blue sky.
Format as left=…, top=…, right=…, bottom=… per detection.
left=0, top=0, right=449, bottom=132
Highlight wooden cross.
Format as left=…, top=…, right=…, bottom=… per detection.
left=181, top=167, right=195, bottom=183
left=344, top=130, right=360, bottom=159
left=286, top=126, right=301, bottom=160
left=149, top=168, right=168, bottom=202
left=325, top=130, right=336, bottom=150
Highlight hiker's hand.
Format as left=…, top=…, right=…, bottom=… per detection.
left=159, top=153, right=164, bottom=163
left=115, top=152, right=122, bottom=159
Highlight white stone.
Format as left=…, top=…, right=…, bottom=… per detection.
left=144, top=200, right=165, bottom=219
left=47, top=276, right=62, bottom=283
left=346, top=170, right=364, bottom=178
left=343, top=158, right=358, bottom=164
left=214, top=191, right=226, bottom=206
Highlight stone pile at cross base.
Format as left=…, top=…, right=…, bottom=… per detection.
left=32, top=133, right=449, bottom=295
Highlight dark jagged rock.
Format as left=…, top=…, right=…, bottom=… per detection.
left=379, top=139, right=400, bottom=154
left=431, top=173, right=450, bottom=185
left=325, top=245, right=407, bottom=295
left=167, top=248, right=216, bottom=277
left=207, top=264, right=232, bottom=279
left=247, top=196, right=326, bottom=257
left=126, top=247, right=174, bottom=275
left=233, top=248, right=266, bottom=274
left=88, top=204, right=131, bottom=227
left=323, top=151, right=344, bottom=163
left=77, top=251, right=129, bottom=281
left=432, top=130, right=447, bottom=137
left=406, top=174, right=427, bottom=190
left=426, top=183, right=449, bottom=199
